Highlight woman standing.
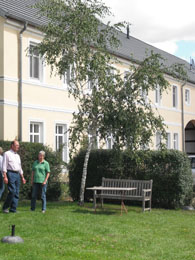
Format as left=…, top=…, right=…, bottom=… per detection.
left=0, top=147, right=4, bottom=200
left=31, top=151, right=50, bottom=213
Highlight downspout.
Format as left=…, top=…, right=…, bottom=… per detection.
left=181, top=82, right=186, bottom=152
left=19, top=22, right=27, bottom=141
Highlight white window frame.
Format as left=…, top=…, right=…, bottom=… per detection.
left=155, top=85, right=161, bottom=105
left=106, top=134, right=114, bottom=149
left=172, top=85, right=178, bottom=108
left=166, top=132, right=171, bottom=149
left=140, top=87, right=148, bottom=104
left=156, top=132, right=161, bottom=150
left=185, top=88, right=190, bottom=105
left=29, top=121, right=44, bottom=144
left=55, top=123, right=69, bottom=163
left=63, top=64, right=75, bottom=89
left=110, top=66, right=117, bottom=83
left=29, top=40, right=44, bottom=82
left=173, top=133, right=179, bottom=150
left=85, top=77, right=98, bottom=95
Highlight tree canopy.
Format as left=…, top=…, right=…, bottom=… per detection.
left=33, top=0, right=187, bottom=204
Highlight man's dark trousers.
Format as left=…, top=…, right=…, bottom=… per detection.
left=0, top=171, right=5, bottom=199
left=3, top=171, right=20, bottom=212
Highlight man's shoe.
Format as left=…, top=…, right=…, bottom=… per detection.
left=42, top=210, right=45, bottom=213
left=3, top=209, right=9, bottom=214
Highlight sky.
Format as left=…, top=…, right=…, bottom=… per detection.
left=103, top=0, right=195, bottom=63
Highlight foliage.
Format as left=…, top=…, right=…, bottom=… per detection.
left=69, top=149, right=193, bottom=208
left=0, top=140, right=63, bottom=200
left=34, top=0, right=123, bottom=93
left=33, top=0, right=188, bottom=205
left=69, top=53, right=172, bottom=154
left=33, top=0, right=173, bottom=153
left=33, top=0, right=126, bottom=204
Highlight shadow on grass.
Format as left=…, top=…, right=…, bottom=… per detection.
left=20, top=200, right=74, bottom=207
left=16, top=200, right=143, bottom=215
left=72, top=207, right=117, bottom=215
left=72, top=204, right=142, bottom=215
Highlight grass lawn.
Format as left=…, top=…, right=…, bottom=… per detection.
left=0, top=201, right=195, bottom=260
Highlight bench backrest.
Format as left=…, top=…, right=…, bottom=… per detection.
left=101, top=178, right=153, bottom=197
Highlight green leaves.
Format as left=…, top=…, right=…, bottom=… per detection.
left=69, top=149, right=193, bottom=208
left=33, top=0, right=188, bottom=156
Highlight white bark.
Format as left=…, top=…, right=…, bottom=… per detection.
left=79, top=141, right=92, bottom=205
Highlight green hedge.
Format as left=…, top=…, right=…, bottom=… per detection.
left=69, top=149, right=193, bottom=209
left=0, top=141, right=63, bottom=200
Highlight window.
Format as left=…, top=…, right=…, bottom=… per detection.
left=30, top=122, right=43, bottom=143
left=55, top=124, right=68, bottom=162
left=63, top=63, right=76, bottom=87
left=156, top=132, right=161, bottom=150
left=185, top=89, right=190, bottom=105
left=86, top=78, right=98, bottom=94
left=173, top=86, right=178, bottom=108
left=190, top=157, right=195, bottom=169
left=155, top=85, right=161, bottom=105
left=166, top=133, right=171, bottom=149
left=173, top=133, right=179, bottom=150
left=106, top=135, right=114, bottom=149
left=29, top=43, right=43, bottom=81
left=140, top=88, right=148, bottom=103
left=63, top=65, right=75, bottom=87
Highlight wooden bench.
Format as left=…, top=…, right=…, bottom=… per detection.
left=92, top=178, right=153, bottom=212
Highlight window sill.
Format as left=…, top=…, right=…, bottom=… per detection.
left=29, top=77, right=43, bottom=84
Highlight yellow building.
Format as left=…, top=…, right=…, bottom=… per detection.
left=0, top=0, right=195, bottom=161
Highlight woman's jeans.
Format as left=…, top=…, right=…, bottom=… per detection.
left=31, top=183, right=47, bottom=211
left=0, top=171, right=5, bottom=200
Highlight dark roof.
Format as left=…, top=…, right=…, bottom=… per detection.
left=0, top=0, right=47, bottom=26
left=1, top=0, right=195, bottom=84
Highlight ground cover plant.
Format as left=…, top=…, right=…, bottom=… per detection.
left=0, top=201, right=194, bottom=260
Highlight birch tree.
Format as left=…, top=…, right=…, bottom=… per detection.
left=33, top=0, right=187, bottom=205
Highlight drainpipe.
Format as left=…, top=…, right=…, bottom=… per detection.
left=19, top=22, right=27, bottom=141
left=181, top=82, right=186, bottom=152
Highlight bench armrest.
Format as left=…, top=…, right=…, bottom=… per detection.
left=142, top=189, right=152, bottom=197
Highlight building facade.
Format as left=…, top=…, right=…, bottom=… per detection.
left=0, top=0, right=195, bottom=162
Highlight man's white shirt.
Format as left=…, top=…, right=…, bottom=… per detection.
left=3, top=149, right=23, bottom=176
left=0, top=155, right=3, bottom=172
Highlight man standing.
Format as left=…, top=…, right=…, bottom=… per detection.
left=2, top=140, right=26, bottom=213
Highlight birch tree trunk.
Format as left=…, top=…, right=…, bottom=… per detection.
left=79, top=141, right=92, bottom=206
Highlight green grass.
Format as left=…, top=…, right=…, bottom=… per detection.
left=0, top=201, right=195, bottom=260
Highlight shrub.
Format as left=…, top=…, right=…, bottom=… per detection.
left=0, top=141, right=63, bottom=200
left=69, top=149, right=193, bottom=208
left=69, top=149, right=123, bottom=202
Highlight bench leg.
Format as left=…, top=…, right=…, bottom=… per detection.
left=149, top=199, right=152, bottom=211
left=142, top=199, right=145, bottom=212
left=121, top=200, right=128, bottom=216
